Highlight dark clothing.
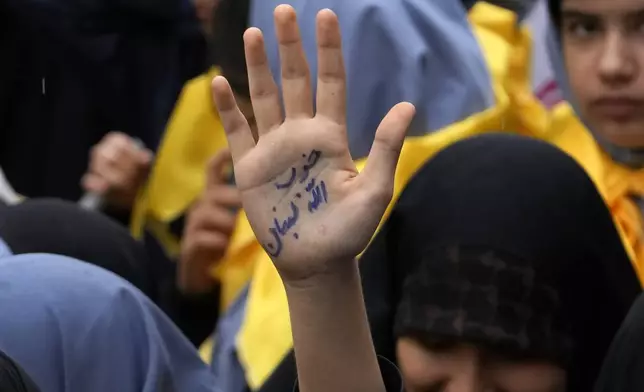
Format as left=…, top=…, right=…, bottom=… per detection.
left=0, top=350, right=40, bottom=392
left=143, top=233, right=221, bottom=346
left=0, top=351, right=40, bottom=392
left=0, top=199, right=157, bottom=300
left=0, top=0, right=207, bottom=201
left=594, top=292, right=644, bottom=392
left=548, top=0, right=561, bottom=28
left=241, top=134, right=641, bottom=392
left=359, top=133, right=641, bottom=392
left=0, top=198, right=220, bottom=345
left=292, top=356, right=403, bottom=392
left=395, top=246, right=573, bottom=365
left=486, top=0, right=536, bottom=19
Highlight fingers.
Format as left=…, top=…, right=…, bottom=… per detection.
left=91, top=132, right=151, bottom=168
left=212, top=76, right=256, bottom=163
left=81, top=161, right=148, bottom=197
left=89, top=144, right=150, bottom=176
left=179, top=190, right=239, bottom=294
left=206, top=148, right=233, bottom=187
left=183, top=231, right=230, bottom=254
left=189, top=201, right=238, bottom=235
left=274, top=4, right=313, bottom=118
left=85, top=132, right=151, bottom=193
left=81, top=173, right=109, bottom=194
left=362, top=102, right=415, bottom=189
left=178, top=227, right=229, bottom=294
left=204, top=185, right=242, bottom=209
left=244, top=28, right=283, bottom=135
left=182, top=195, right=238, bottom=265
left=315, top=9, right=346, bottom=125
left=205, top=148, right=242, bottom=209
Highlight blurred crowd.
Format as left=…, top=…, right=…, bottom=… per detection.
left=1, top=0, right=644, bottom=391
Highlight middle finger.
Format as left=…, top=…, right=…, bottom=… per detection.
left=274, top=5, right=313, bottom=118
left=98, top=147, right=135, bottom=174
left=315, top=9, right=346, bottom=125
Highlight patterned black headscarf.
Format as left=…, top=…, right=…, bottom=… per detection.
left=395, top=244, right=571, bottom=365
left=360, top=133, right=640, bottom=392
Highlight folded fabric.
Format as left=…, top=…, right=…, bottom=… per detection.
left=0, top=250, right=218, bottom=392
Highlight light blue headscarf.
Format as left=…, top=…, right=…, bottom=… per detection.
left=0, top=248, right=219, bottom=392
left=250, top=0, right=495, bottom=158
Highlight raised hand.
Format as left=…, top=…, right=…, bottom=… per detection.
left=211, top=5, right=414, bottom=283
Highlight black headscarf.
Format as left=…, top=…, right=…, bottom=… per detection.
left=210, top=0, right=250, bottom=97
left=594, top=291, right=644, bottom=392
left=359, top=133, right=640, bottom=392
left=0, top=199, right=156, bottom=300
left=0, top=350, right=40, bottom=392
left=0, top=199, right=222, bottom=346
left=548, top=0, right=561, bottom=29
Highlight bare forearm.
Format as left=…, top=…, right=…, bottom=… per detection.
left=284, top=260, right=385, bottom=392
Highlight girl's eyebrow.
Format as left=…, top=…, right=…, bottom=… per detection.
left=561, top=6, right=644, bottom=20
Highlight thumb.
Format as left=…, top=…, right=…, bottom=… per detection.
left=206, top=148, right=233, bottom=187
left=361, top=102, right=415, bottom=190
left=136, top=148, right=154, bottom=166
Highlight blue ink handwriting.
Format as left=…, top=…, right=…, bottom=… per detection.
left=274, top=201, right=300, bottom=236
left=274, top=167, right=297, bottom=190
left=264, top=201, right=300, bottom=257
left=299, top=150, right=322, bottom=184
left=265, top=228, right=283, bottom=257
left=305, top=178, right=328, bottom=213
left=265, top=150, right=328, bottom=257
left=305, top=178, right=316, bottom=192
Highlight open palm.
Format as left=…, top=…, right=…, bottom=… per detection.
left=212, top=5, right=414, bottom=282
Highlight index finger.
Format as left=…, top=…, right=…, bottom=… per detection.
left=315, top=9, right=346, bottom=125
left=206, top=148, right=232, bottom=188
left=212, top=76, right=256, bottom=163
left=103, top=131, right=133, bottom=146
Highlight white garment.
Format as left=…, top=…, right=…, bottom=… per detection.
left=0, top=167, right=21, bottom=205
left=524, top=0, right=562, bottom=108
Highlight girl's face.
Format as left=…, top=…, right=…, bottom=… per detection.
left=562, top=0, right=644, bottom=148
left=396, top=337, right=566, bottom=392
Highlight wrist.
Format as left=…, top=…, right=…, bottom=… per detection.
left=282, top=257, right=385, bottom=392
left=282, top=258, right=358, bottom=293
